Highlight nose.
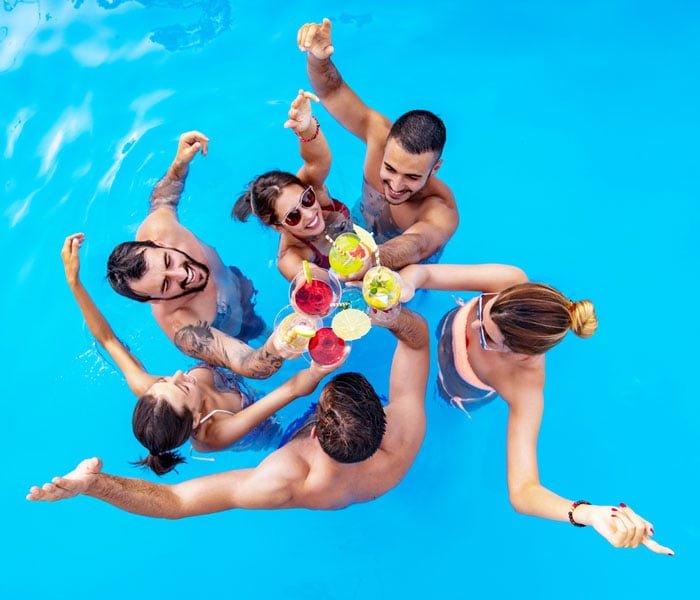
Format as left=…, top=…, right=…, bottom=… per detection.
left=172, top=370, right=185, bottom=382
left=165, top=265, right=187, bottom=280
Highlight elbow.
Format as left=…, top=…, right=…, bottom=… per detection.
left=505, top=266, right=529, bottom=288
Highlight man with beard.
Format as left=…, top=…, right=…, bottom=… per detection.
left=107, top=131, right=285, bottom=379
left=297, top=18, right=459, bottom=278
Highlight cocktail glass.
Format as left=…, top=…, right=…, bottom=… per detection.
left=308, top=327, right=348, bottom=366
left=362, top=266, right=401, bottom=310
left=273, top=305, right=322, bottom=357
left=328, top=233, right=371, bottom=277
left=290, top=263, right=341, bottom=318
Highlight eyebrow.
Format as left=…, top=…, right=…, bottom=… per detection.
left=383, top=161, right=423, bottom=179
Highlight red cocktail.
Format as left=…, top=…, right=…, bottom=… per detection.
left=289, top=262, right=341, bottom=318
left=308, top=327, right=346, bottom=365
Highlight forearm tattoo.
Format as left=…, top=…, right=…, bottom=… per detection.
left=174, top=321, right=232, bottom=368
left=149, top=175, right=185, bottom=213
left=241, top=341, right=285, bottom=379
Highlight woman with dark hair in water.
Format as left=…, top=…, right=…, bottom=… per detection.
left=62, top=233, right=347, bottom=475
left=399, top=263, right=672, bottom=555
left=232, top=89, right=353, bottom=281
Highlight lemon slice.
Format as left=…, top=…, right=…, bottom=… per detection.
left=352, top=224, right=378, bottom=252
left=331, top=308, right=372, bottom=341
left=302, top=259, right=313, bottom=284
left=293, top=324, right=316, bottom=338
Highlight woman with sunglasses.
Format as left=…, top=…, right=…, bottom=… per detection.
left=61, top=233, right=348, bottom=475
left=398, top=263, right=673, bottom=555
left=232, top=89, right=353, bottom=281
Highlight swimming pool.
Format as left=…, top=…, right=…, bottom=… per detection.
left=3, top=1, right=696, bottom=598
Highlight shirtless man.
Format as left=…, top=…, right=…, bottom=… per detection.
left=106, top=131, right=286, bottom=379
left=27, top=307, right=430, bottom=515
left=297, top=18, right=459, bottom=277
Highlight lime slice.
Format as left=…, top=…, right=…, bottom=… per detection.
left=293, top=324, right=316, bottom=338
left=352, top=224, right=378, bottom=252
left=331, top=308, right=372, bottom=341
left=302, top=259, right=313, bottom=284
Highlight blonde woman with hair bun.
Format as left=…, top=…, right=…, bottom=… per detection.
left=399, top=263, right=673, bottom=555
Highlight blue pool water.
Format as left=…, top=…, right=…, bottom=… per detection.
left=2, top=1, right=697, bottom=598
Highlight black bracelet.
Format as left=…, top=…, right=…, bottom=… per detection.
left=568, top=500, right=591, bottom=527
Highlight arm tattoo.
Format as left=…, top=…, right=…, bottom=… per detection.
left=241, top=342, right=285, bottom=379
left=149, top=175, right=185, bottom=214
left=174, top=321, right=233, bottom=368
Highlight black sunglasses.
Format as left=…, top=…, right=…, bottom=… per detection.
left=276, top=186, right=317, bottom=226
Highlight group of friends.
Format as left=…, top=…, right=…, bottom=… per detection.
left=27, top=19, right=672, bottom=555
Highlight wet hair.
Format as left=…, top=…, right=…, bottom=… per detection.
left=315, top=372, right=386, bottom=463
left=106, top=240, right=162, bottom=302
left=231, top=170, right=304, bottom=226
left=388, top=110, right=446, bottom=157
left=131, top=393, right=194, bottom=476
left=490, top=283, right=598, bottom=355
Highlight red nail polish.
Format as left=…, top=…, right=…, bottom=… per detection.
left=619, top=503, right=627, bottom=508
left=611, top=507, right=618, bottom=511
left=650, top=528, right=655, bottom=534
left=610, top=514, right=617, bottom=518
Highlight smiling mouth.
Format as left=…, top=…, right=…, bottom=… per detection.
left=306, top=214, right=320, bottom=229
left=184, top=265, right=196, bottom=287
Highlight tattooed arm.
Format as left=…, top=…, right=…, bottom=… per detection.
left=173, top=322, right=286, bottom=380
left=148, top=131, right=210, bottom=214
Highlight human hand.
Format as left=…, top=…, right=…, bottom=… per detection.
left=284, top=89, right=321, bottom=135
left=297, top=18, right=334, bottom=60
left=397, top=265, right=417, bottom=303
left=26, top=457, right=103, bottom=503
left=586, top=503, right=674, bottom=555
left=173, top=130, right=209, bottom=168
left=61, top=232, right=85, bottom=288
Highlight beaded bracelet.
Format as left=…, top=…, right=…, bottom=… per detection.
left=568, top=500, right=591, bottom=527
left=297, top=116, right=320, bottom=142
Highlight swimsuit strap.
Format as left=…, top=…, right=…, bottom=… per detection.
left=199, top=408, right=236, bottom=425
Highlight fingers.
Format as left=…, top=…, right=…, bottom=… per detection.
left=642, top=537, right=675, bottom=556
left=302, top=90, right=320, bottom=103
left=179, top=131, right=210, bottom=158
left=297, top=19, right=334, bottom=58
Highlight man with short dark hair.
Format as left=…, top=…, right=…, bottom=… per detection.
left=107, top=131, right=286, bottom=379
left=27, top=307, right=430, bottom=514
left=297, top=18, right=459, bottom=277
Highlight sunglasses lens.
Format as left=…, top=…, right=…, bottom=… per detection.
left=285, top=209, right=302, bottom=226
left=302, top=187, right=316, bottom=207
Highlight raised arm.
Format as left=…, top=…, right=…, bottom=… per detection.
left=26, top=456, right=298, bottom=517
left=298, top=18, right=390, bottom=144
left=285, top=89, right=333, bottom=205
left=61, top=233, right=157, bottom=396
left=398, top=263, right=528, bottom=302
left=137, top=131, right=210, bottom=239
left=503, top=386, right=673, bottom=555
left=172, top=320, right=288, bottom=380
left=200, top=350, right=350, bottom=450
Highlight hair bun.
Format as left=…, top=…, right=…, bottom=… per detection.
left=569, top=300, right=598, bottom=338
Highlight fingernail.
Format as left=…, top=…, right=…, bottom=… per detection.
left=619, top=502, right=627, bottom=508
left=650, top=527, right=655, bottom=534
left=667, top=552, right=674, bottom=556
left=610, top=514, right=617, bottom=518
left=611, top=507, right=618, bottom=512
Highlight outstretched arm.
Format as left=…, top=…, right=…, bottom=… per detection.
left=286, top=89, right=333, bottom=206
left=398, top=263, right=528, bottom=302
left=137, top=131, right=210, bottom=240
left=173, top=321, right=288, bottom=380
left=26, top=456, right=296, bottom=517
left=504, top=388, right=673, bottom=555
left=201, top=349, right=350, bottom=450
left=298, top=18, right=390, bottom=145
left=61, top=233, right=157, bottom=396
